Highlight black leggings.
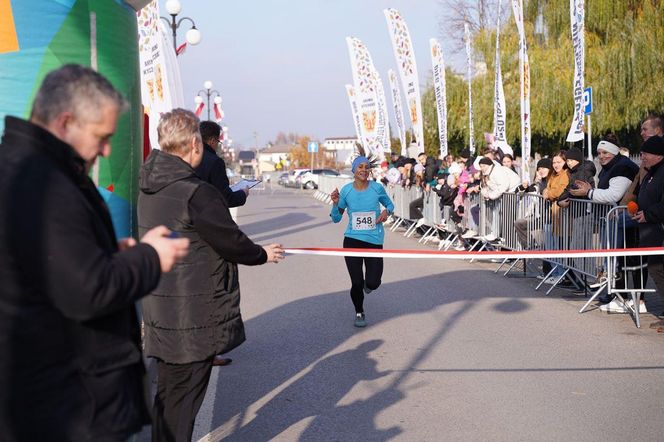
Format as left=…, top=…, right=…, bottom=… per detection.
left=343, top=236, right=384, bottom=313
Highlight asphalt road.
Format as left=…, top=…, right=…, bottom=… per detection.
left=147, top=185, right=664, bottom=441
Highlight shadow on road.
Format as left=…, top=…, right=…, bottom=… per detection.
left=205, top=270, right=511, bottom=440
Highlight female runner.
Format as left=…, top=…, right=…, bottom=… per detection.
left=330, top=156, right=394, bottom=327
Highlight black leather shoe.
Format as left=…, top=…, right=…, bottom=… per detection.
left=212, top=356, right=233, bottom=366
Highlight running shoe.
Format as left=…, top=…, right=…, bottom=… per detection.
left=354, top=313, right=367, bottom=327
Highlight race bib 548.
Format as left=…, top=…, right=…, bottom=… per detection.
left=352, top=211, right=376, bottom=231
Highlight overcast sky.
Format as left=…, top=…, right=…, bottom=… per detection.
left=160, top=0, right=465, bottom=149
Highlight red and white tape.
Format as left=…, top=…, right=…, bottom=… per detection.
left=284, top=246, right=664, bottom=260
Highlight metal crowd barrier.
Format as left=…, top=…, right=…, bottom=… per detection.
left=577, top=206, right=654, bottom=327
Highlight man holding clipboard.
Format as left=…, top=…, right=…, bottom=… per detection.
left=196, top=121, right=248, bottom=208
left=195, top=121, right=249, bottom=367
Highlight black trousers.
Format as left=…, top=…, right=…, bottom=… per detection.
left=152, top=358, right=213, bottom=442
left=343, top=236, right=384, bottom=313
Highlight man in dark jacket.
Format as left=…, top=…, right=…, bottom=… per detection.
left=196, top=120, right=248, bottom=207
left=632, top=136, right=664, bottom=327
left=0, top=65, right=189, bottom=441
left=138, top=109, right=284, bottom=442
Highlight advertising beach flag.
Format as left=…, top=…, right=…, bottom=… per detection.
left=346, top=36, right=384, bottom=160
left=388, top=69, right=408, bottom=157
left=430, top=38, right=448, bottom=158
left=512, top=0, right=532, bottom=181
left=464, top=23, right=475, bottom=155
left=493, top=0, right=508, bottom=154
left=345, top=84, right=364, bottom=146
left=384, top=8, right=424, bottom=156
left=566, top=0, right=585, bottom=143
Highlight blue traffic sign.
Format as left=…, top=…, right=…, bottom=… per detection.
left=584, top=87, right=592, bottom=115
left=307, top=141, right=319, bottom=153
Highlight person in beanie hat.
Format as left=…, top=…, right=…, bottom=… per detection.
left=632, top=135, right=664, bottom=327
left=557, top=147, right=596, bottom=206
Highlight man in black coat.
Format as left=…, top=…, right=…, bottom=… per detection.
left=0, top=64, right=189, bottom=441
left=138, top=109, right=284, bottom=442
left=197, top=120, right=247, bottom=367
left=632, top=136, right=664, bottom=327
left=196, top=120, right=248, bottom=208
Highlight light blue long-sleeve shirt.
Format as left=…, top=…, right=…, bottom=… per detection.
left=330, top=181, right=394, bottom=245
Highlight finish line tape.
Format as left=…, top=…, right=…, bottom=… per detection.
left=284, top=246, right=664, bottom=260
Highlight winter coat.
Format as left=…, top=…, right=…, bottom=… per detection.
left=590, top=154, right=638, bottom=204
left=636, top=160, right=664, bottom=247
left=558, top=159, right=596, bottom=203
left=545, top=169, right=570, bottom=235
left=0, top=116, right=161, bottom=441
left=196, top=143, right=247, bottom=208
left=480, top=163, right=521, bottom=200
left=138, top=149, right=267, bottom=364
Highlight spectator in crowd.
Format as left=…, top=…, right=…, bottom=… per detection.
left=501, top=153, right=522, bottom=177
left=570, top=138, right=638, bottom=205
left=197, top=121, right=248, bottom=208
left=631, top=136, right=664, bottom=328
left=621, top=114, right=664, bottom=205
left=557, top=147, right=596, bottom=206
left=138, top=109, right=284, bottom=442
left=478, top=157, right=521, bottom=200
left=0, top=64, right=189, bottom=441
left=514, top=157, right=552, bottom=253
left=541, top=152, right=570, bottom=284
left=467, top=157, right=520, bottom=241
left=570, top=138, right=640, bottom=306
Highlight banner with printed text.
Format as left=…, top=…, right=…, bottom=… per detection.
left=345, top=84, right=364, bottom=145
left=388, top=69, right=408, bottom=156
left=384, top=8, right=423, bottom=156
left=493, top=0, right=508, bottom=154
left=464, top=23, right=475, bottom=155
left=137, top=0, right=184, bottom=151
left=429, top=39, right=448, bottom=158
left=512, top=0, right=531, bottom=181
left=346, top=37, right=384, bottom=161
left=566, top=0, right=585, bottom=143
left=375, top=73, right=390, bottom=158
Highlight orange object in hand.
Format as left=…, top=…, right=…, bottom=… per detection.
left=627, top=201, right=639, bottom=215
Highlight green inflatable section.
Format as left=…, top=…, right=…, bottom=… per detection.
left=4, top=0, right=142, bottom=238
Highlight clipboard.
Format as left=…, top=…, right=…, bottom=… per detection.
left=230, top=179, right=262, bottom=192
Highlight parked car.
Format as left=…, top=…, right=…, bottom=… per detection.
left=299, top=168, right=341, bottom=189
left=277, top=172, right=289, bottom=186
left=286, top=168, right=310, bottom=187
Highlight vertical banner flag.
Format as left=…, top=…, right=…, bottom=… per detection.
left=384, top=8, right=424, bottom=156
left=429, top=38, right=448, bottom=158
left=345, top=84, right=364, bottom=145
left=512, top=0, right=532, bottom=181
left=346, top=37, right=385, bottom=161
left=464, top=23, right=475, bottom=154
left=138, top=0, right=185, bottom=151
left=566, top=0, right=585, bottom=143
left=388, top=69, right=408, bottom=157
left=493, top=0, right=508, bottom=153
left=213, top=103, right=224, bottom=122
left=375, top=73, right=391, bottom=156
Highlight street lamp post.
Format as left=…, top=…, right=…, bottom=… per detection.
left=161, top=0, right=202, bottom=55
left=196, top=80, right=221, bottom=121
